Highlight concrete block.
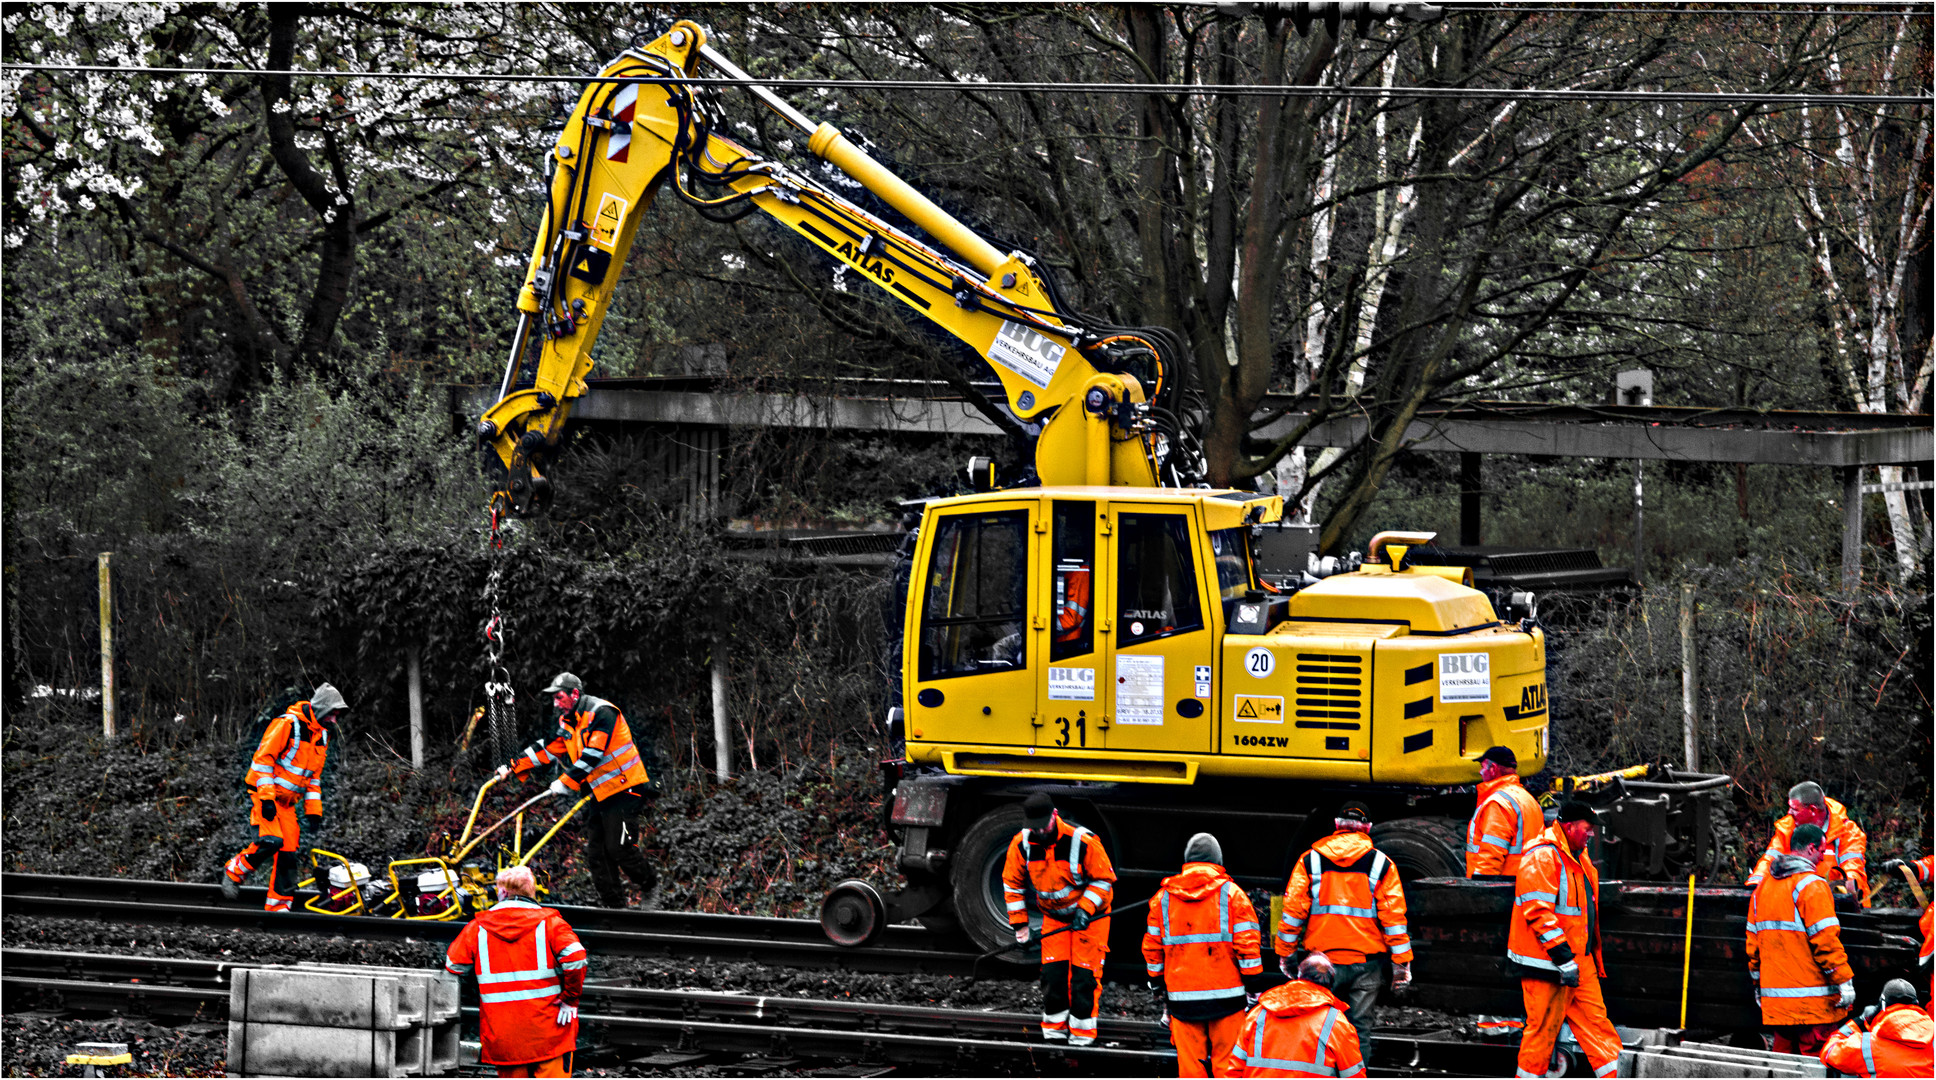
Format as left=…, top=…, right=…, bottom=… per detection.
left=1670, top=1044, right=1826, bottom=1077
left=230, top=969, right=408, bottom=1031
left=1617, top=1025, right=1682, bottom=1048
left=1622, top=1041, right=1828, bottom=1079
left=427, top=1022, right=461, bottom=1075
left=226, top=1020, right=404, bottom=1078
left=273, top=964, right=460, bottom=1025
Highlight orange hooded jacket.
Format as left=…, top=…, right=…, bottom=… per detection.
left=246, top=702, right=329, bottom=818
left=1276, top=831, right=1411, bottom=966
left=1002, top=815, right=1116, bottom=924
left=1507, top=823, right=1604, bottom=980
left=1819, top=1004, right=1934, bottom=1078
left=1230, top=978, right=1365, bottom=1078
left=1466, top=774, right=1541, bottom=877
left=443, top=898, right=587, bottom=1066
left=1747, top=853, right=1854, bottom=1027
left=1143, top=862, right=1263, bottom=1018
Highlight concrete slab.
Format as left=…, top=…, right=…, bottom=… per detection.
left=230, top=969, right=408, bottom=1031
left=1669, top=1044, right=1827, bottom=1076
left=225, top=1020, right=403, bottom=1078
left=1623, top=1050, right=1808, bottom=1078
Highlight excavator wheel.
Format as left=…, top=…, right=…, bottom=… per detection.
left=1370, top=816, right=1467, bottom=882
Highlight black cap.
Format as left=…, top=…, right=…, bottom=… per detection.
left=1556, top=800, right=1597, bottom=825
left=1336, top=801, right=1372, bottom=824
left=1022, top=792, right=1055, bottom=830
left=1791, top=823, right=1827, bottom=851
left=1479, top=746, right=1517, bottom=769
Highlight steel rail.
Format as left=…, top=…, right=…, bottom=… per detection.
left=2, top=949, right=1518, bottom=1076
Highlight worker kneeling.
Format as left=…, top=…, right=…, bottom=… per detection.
left=1145, top=832, right=1265, bottom=1076
left=1231, top=953, right=1365, bottom=1078
left=1819, top=979, right=1933, bottom=1078
left=1509, top=800, right=1622, bottom=1080
left=444, top=866, right=587, bottom=1078
left=1004, top=792, right=1116, bottom=1045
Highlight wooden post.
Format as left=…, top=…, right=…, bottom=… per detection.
left=1842, top=465, right=1863, bottom=591
left=1680, top=582, right=1699, bottom=773
left=407, top=647, right=425, bottom=769
left=1459, top=452, right=1482, bottom=546
left=98, top=552, right=115, bottom=738
left=711, top=640, right=732, bottom=780
left=1631, top=460, right=1645, bottom=586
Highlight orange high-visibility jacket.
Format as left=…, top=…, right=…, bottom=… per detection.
left=1507, top=824, right=1604, bottom=979
left=1230, top=979, right=1365, bottom=1078
left=1748, top=797, right=1868, bottom=896
left=1144, top=862, right=1263, bottom=1014
left=1276, top=831, right=1412, bottom=965
left=1002, top=816, right=1116, bottom=924
left=443, top=898, right=587, bottom=1066
left=246, top=701, right=329, bottom=818
left=1747, top=854, right=1854, bottom=1027
left=1820, top=1004, right=1934, bottom=1078
left=1466, top=775, right=1541, bottom=878
left=513, top=694, right=649, bottom=801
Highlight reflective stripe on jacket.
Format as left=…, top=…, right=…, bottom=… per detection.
left=1231, top=979, right=1365, bottom=1078
left=1507, top=824, right=1603, bottom=979
left=1466, top=775, right=1541, bottom=877
left=1819, top=1004, right=1934, bottom=1078
left=1143, top=862, right=1262, bottom=1013
left=1747, top=855, right=1853, bottom=1027
left=1001, top=816, right=1117, bottom=925
left=443, top=898, right=586, bottom=1066
left=1276, top=831, right=1412, bottom=964
left=246, top=702, right=329, bottom=817
left=513, top=694, right=648, bottom=801
left=1747, top=797, right=1868, bottom=897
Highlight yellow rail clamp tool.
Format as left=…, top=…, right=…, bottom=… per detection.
left=67, top=1042, right=132, bottom=1077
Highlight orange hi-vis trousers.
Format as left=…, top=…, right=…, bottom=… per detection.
left=1169, top=1011, right=1245, bottom=1076
left=1517, top=969, right=1622, bottom=1080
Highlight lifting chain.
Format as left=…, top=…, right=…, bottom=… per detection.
left=480, top=497, right=517, bottom=774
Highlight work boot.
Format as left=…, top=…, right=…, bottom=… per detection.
left=219, top=874, right=240, bottom=901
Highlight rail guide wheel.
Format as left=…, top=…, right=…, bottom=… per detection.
left=819, top=880, right=886, bottom=948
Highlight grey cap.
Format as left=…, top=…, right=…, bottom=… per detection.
left=1880, top=979, right=1919, bottom=1007
left=309, top=682, right=347, bottom=716
left=1184, top=832, right=1223, bottom=866
left=1788, top=781, right=1826, bottom=807
left=542, top=672, right=583, bottom=695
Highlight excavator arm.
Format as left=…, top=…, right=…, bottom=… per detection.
left=478, top=21, right=1205, bottom=514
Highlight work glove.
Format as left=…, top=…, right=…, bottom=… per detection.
left=302, top=814, right=322, bottom=832
left=1392, top=961, right=1413, bottom=991
left=1147, top=978, right=1165, bottom=1007
left=1245, top=992, right=1260, bottom=1010
left=1836, top=981, right=1856, bottom=1009
left=1879, top=858, right=1906, bottom=876
left=555, top=1002, right=577, bottom=1026
left=494, top=764, right=512, bottom=782
left=546, top=777, right=572, bottom=798
left=256, top=792, right=279, bottom=820
left=1860, top=1004, right=1881, bottom=1027
left=1072, top=908, right=1093, bottom=931
left=1753, top=984, right=1762, bottom=1008
left=1014, top=926, right=1030, bottom=946
left=1556, top=960, right=1581, bottom=988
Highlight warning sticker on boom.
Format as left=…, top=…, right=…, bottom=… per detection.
left=1233, top=695, right=1285, bottom=723
left=592, top=193, right=629, bottom=250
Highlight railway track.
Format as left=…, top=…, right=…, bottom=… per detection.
left=2, top=947, right=1520, bottom=1076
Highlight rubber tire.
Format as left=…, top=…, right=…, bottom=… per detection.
left=951, top=803, right=1034, bottom=962
left=1369, top=816, right=1467, bottom=882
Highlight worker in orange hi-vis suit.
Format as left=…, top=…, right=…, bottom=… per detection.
left=1747, top=823, right=1856, bottom=1056
left=1746, top=781, right=1868, bottom=903
left=1003, top=792, right=1116, bottom=1046
left=221, top=683, right=347, bottom=911
left=1144, top=832, right=1264, bottom=1076
left=1507, top=801, right=1622, bottom=1080
left=1818, top=979, right=1934, bottom=1079
left=1466, top=746, right=1542, bottom=878
left=1877, top=853, right=1934, bottom=1001
left=1229, top=953, right=1365, bottom=1079
left=1275, top=802, right=1412, bottom=1038
left=443, top=866, right=587, bottom=1078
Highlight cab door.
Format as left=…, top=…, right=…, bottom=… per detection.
left=1098, top=501, right=1216, bottom=752
left=1037, top=499, right=1103, bottom=751
left=906, top=502, right=1037, bottom=746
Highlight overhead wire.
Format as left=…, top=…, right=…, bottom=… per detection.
left=0, top=62, right=1923, bottom=105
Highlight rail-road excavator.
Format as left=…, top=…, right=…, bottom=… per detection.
left=477, top=19, right=1728, bottom=960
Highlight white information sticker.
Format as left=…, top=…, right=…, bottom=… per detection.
left=1244, top=647, right=1276, bottom=679
left=1115, top=654, right=1165, bottom=725
left=1440, top=652, right=1492, bottom=703
left=1048, top=666, right=1096, bottom=701
left=985, top=321, right=1064, bottom=389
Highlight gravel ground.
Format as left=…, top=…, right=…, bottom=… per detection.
left=5, top=914, right=1478, bottom=1075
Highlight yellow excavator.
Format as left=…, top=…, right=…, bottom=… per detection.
left=479, top=20, right=1720, bottom=957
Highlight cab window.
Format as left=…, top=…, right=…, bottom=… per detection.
left=919, top=510, right=1028, bottom=679
left=1115, top=512, right=1203, bottom=645
left=1209, top=527, right=1255, bottom=600
left=1051, top=500, right=1095, bottom=662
